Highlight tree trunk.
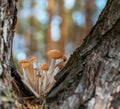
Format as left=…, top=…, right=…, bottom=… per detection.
left=0, top=0, right=17, bottom=108
left=0, top=0, right=120, bottom=109
left=26, top=0, right=37, bottom=57
left=59, top=0, right=67, bottom=54
left=83, top=0, right=94, bottom=36
left=0, top=0, right=34, bottom=98
left=47, top=0, right=120, bottom=108
left=46, top=0, right=54, bottom=52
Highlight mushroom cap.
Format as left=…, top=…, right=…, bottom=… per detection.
left=22, top=63, right=30, bottom=68
left=62, top=55, right=67, bottom=62
left=29, top=57, right=38, bottom=62
left=36, top=74, right=42, bottom=78
left=18, top=59, right=29, bottom=65
left=40, top=63, right=49, bottom=71
left=34, top=68, right=39, bottom=71
left=47, top=50, right=62, bottom=59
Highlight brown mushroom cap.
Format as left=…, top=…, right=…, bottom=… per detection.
left=47, top=50, right=62, bottom=59
left=22, top=63, right=30, bottom=68
left=29, top=57, right=38, bottom=62
left=18, top=59, right=29, bottom=65
left=62, top=55, right=67, bottom=62
left=36, top=74, right=42, bottom=78
left=40, top=63, right=49, bottom=71
left=34, top=68, right=39, bottom=71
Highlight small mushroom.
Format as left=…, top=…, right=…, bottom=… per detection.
left=20, top=62, right=29, bottom=81
left=36, top=74, right=42, bottom=94
left=34, top=68, right=39, bottom=72
left=19, top=59, right=34, bottom=80
left=49, top=61, right=65, bottom=84
left=22, top=63, right=34, bottom=86
left=53, top=61, right=65, bottom=76
left=29, top=57, right=38, bottom=85
left=18, top=59, right=28, bottom=66
left=33, top=68, right=39, bottom=90
left=18, top=59, right=29, bottom=76
left=40, top=63, right=49, bottom=72
left=47, top=50, right=62, bottom=75
left=40, top=63, right=49, bottom=92
left=18, top=59, right=34, bottom=86
left=62, top=55, right=67, bottom=62
left=29, top=57, right=38, bottom=68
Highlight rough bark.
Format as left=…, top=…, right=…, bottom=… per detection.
left=0, top=0, right=17, bottom=108
left=0, top=0, right=34, bottom=98
left=47, top=0, right=120, bottom=108
left=0, top=0, right=120, bottom=109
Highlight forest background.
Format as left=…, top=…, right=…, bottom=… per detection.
left=14, top=0, right=107, bottom=63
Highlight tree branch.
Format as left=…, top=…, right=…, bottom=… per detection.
left=46, top=0, right=120, bottom=108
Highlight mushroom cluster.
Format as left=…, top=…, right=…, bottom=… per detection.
left=18, top=50, right=67, bottom=98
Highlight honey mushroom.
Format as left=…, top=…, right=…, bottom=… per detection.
left=29, top=57, right=38, bottom=86
left=17, top=51, right=67, bottom=97
left=36, top=73, right=42, bottom=95
left=46, top=61, right=65, bottom=92
left=53, top=61, right=65, bottom=77
left=19, top=60, right=39, bottom=97
left=18, top=59, right=29, bottom=80
left=47, top=50, right=63, bottom=75
left=55, top=54, right=67, bottom=66
left=40, top=63, right=49, bottom=93
left=62, top=55, right=67, bottom=62
left=29, top=57, right=38, bottom=68
left=52, top=55, right=67, bottom=77
left=33, top=68, right=39, bottom=91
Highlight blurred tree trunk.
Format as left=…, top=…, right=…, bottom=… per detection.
left=82, top=0, right=95, bottom=44
left=84, top=0, right=94, bottom=35
left=26, top=0, right=37, bottom=57
left=46, top=0, right=54, bottom=52
left=58, top=0, right=67, bottom=54
left=74, top=0, right=95, bottom=48
left=0, top=0, right=120, bottom=109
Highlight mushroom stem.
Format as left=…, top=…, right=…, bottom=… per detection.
left=22, top=68, right=27, bottom=80
left=55, top=59, right=63, bottom=65
left=31, top=62, right=37, bottom=87
left=22, top=79, right=39, bottom=98
left=49, top=67, right=59, bottom=85
left=33, top=68, right=38, bottom=91
left=46, top=79, right=56, bottom=93
left=39, top=77, right=42, bottom=95
left=29, top=57, right=38, bottom=86
left=33, top=62, right=37, bottom=68
left=42, top=72, right=48, bottom=92
left=48, top=59, right=56, bottom=75
left=27, top=64, right=34, bottom=87
left=52, top=61, right=64, bottom=77
left=21, top=65, right=31, bottom=83
left=52, top=67, right=60, bottom=77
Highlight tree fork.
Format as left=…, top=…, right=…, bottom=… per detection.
left=0, top=0, right=120, bottom=109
